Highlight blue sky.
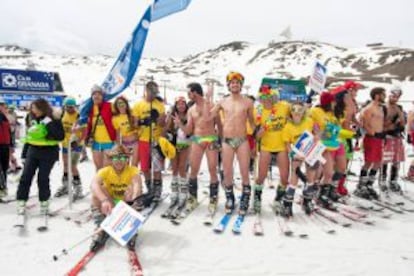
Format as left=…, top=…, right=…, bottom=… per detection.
left=1, top=0, right=413, bottom=57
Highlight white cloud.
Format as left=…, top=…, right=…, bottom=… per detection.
left=1, top=0, right=413, bottom=57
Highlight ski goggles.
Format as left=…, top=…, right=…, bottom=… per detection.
left=226, top=72, right=244, bottom=84
left=175, top=96, right=186, bottom=103
left=110, top=155, right=129, bottom=162
left=116, top=101, right=127, bottom=108
left=291, top=104, right=306, bottom=115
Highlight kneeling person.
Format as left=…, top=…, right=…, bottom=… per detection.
left=90, top=145, right=143, bottom=251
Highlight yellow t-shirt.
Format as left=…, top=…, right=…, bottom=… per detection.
left=309, top=107, right=338, bottom=131
left=61, top=111, right=83, bottom=148
left=92, top=105, right=112, bottom=143
left=132, top=99, right=165, bottom=142
left=112, top=114, right=137, bottom=138
left=97, top=165, right=140, bottom=200
left=254, top=101, right=290, bottom=152
left=282, top=117, right=315, bottom=145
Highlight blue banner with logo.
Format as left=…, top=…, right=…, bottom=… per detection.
left=0, top=92, right=64, bottom=108
left=78, top=0, right=193, bottom=125
left=151, top=0, right=192, bottom=22
left=0, top=68, right=54, bottom=93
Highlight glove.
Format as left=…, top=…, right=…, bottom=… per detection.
left=70, top=140, right=79, bottom=148
left=138, top=117, right=151, bottom=126
left=374, top=132, right=386, bottom=139
left=150, top=109, right=160, bottom=121
left=131, top=193, right=154, bottom=211
left=40, top=117, right=52, bottom=125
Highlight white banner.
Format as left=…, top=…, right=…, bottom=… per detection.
left=308, top=61, right=327, bottom=93
left=101, top=201, right=145, bottom=247
left=292, top=131, right=326, bottom=166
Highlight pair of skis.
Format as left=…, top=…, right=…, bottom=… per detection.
left=66, top=247, right=143, bottom=276
left=65, top=194, right=168, bottom=275
left=213, top=212, right=245, bottom=234
left=212, top=212, right=263, bottom=236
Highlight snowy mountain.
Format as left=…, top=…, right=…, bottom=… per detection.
left=0, top=41, right=413, bottom=101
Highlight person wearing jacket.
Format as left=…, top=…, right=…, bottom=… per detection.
left=0, top=98, right=13, bottom=198
left=85, top=85, right=116, bottom=171
left=16, top=98, right=64, bottom=215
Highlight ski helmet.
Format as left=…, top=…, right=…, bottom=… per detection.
left=63, top=97, right=77, bottom=106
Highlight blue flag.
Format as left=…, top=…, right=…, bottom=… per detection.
left=151, top=0, right=192, bottom=22
left=78, top=7, right=152, bottom=124
left=78, top=0, right=193, bottom=124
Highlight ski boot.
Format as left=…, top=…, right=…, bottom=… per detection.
left=272, top=185, right=286, bottom=215
left=318, top=185, right=337, bottom=211
left=127, top=234, right=138, bottom=250
left=224, top=186, right=235, bottom=214
left=208, top=182, right=219, bottom=214
left=0, top=188, right=8, bottom=198
left=169, top=177, right=179, bottom=208
left=90, top=208, right=109, bottom=251
left=17, top=200, right=26, bottom=215
left=328, top=184, right=341, bottom=202
left=152, top=180, right=162, bottom=203
left=72, top=178, right=84, bottom=201
left=40, top=200, right=49, bottom=215
left=186, top=178, right=198, bottom=211
left=302, top=185, right=317, bottom=215
left=389, top=180, right=402, bottom=194
left=281, top=187, right=295, bottom=218
left=239, top=185, right=251, bottom=216
left=366, top=184, right=379, bottom=200
left=253, top=185, right=263, bottom=214
left=336, top=176, right=348, bottom=197
left=54, top=175, right=69, bottom=197
left=90, top=231, right=110, bottom=252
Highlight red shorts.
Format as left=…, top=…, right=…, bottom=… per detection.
left=330, top=143, right=345, bottom=159
left=383, top=137, right=405, bottom=163
left=247, top=135, right=256, bottom=151
left=138, top=140, right=150, bottom=172
left=363, top=136, right=383, bottom=163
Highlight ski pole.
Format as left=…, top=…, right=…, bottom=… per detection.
left=52, top=228, right=103, bottom=261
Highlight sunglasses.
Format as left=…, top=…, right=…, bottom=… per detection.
left=175, top=96, right=186, bottom=103
left=111, top=155, right=129, bottom=162
left=291, top=105, right=305, bottom=115
left=117, top=102, right=127, bottom=107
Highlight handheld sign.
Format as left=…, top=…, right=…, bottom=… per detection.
left=308, top=62, right=327, bottom=93
left=291, top=131, right=326, bottom=166
left=100, top=201, right=145, bottom=247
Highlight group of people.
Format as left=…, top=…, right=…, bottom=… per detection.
left=0, top=71, right=413, bottom=251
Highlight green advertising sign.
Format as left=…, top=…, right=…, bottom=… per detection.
left=261, top=78, right=307, bottom=102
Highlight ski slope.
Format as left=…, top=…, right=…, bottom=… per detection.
left=1, top=147, right=414, bottom=276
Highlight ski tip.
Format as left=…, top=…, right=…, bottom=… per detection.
left=213, top=228, right=223, bottom=233
left=284, top=231, right=294, bottom=237
left=37, top=226, right=48, bottom=232
left=327, top=230, right=336, bottom=234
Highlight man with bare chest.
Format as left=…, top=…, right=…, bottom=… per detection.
left=209, top=72, right=255, bottom=215
left=380, top=87, right=405, bottom=193
left=175, top=82, right=222, bottom=212
left=355, top=87, right=386, bottom=200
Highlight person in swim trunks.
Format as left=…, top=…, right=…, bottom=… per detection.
left=175, top=82, right=222, bottom=213
left=208, top=72, right=255, bottom=216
